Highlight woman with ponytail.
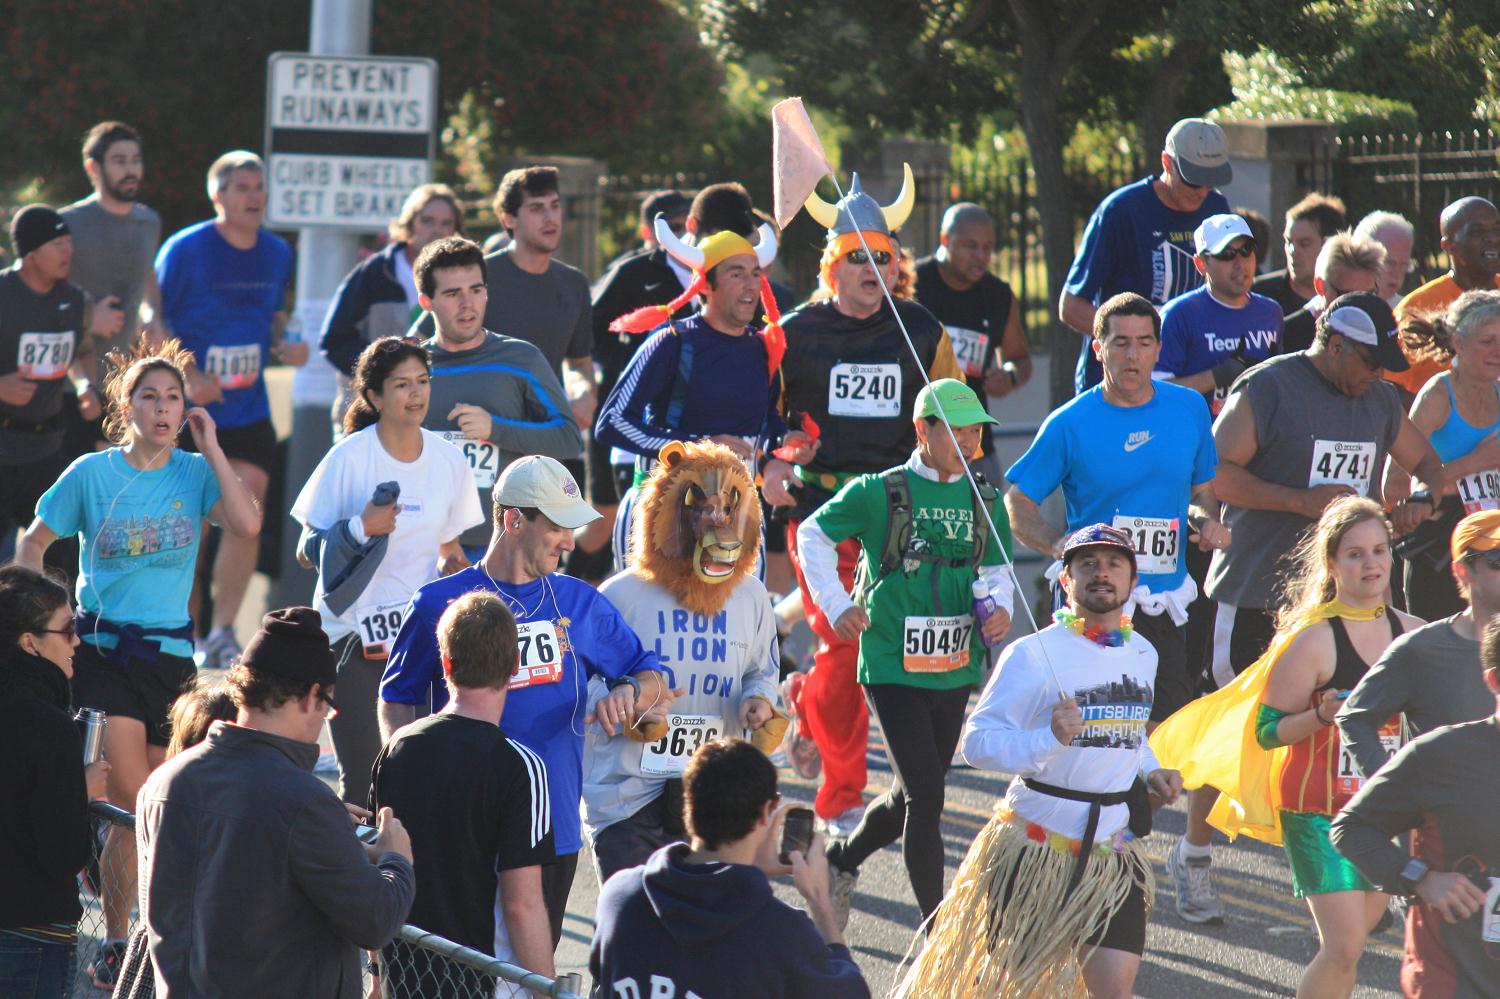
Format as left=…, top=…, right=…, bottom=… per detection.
left=291, top=336, right=482, bottom=805
left=1154, top=495, right=1422, bottom=998
left=1392, top=289, right=1500, bottom=617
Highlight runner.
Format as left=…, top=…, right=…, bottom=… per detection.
left=897, top=524, right=1181, bottom=998
left=411, top=236, right=583, bottom=562
left=1337, top=509, right=1500, bottom=779
left=14, top=338, right=259, bottom=988
left=1006, top=292, right=1227, bottom=740
left=796, top=378, right=1014, bottom=927
left=759, top=165, right=965, bottom=838
left=598, top=216, right=803, bottom=574
left=377, top=455, right=666, bottom=948
left=1280, top=232, right=1385, bottom=355
left=584, top=439, right=782, bottom=882
left=1330, top=619, right=1500, bottom=998
left=1252, top=193, right=1348, bottom=317
left=290, top=337, right=483, bottom=805
left=1388, top=290, right=1500, bottom=619
left=1182, top=292, right=1444, bottom=923
left=1156, top=496, right=1421, bottom=999
left=155, top=150, right=302, bottom=669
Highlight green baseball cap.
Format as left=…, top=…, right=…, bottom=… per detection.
left=914, top=378, right=999, bottom=427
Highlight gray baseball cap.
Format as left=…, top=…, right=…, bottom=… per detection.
left=1165, top=118, right=1233, bottom=188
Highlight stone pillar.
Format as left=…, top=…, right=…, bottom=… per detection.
left=1216, top=120, right=1337, bottom=271
left=844, top=139, right=951, bottom=259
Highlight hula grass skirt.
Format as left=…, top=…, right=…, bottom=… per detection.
left=893, top=805, right=1153, bottom=998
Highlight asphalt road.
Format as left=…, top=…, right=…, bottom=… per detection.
left=555, top=699, right=1405, bottom=998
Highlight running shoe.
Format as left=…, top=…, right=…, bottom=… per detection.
left=1166, top=837, right=1225, bottom=924
left=89, top=940, right=128, bottom=990
left=828, top=857, right=860, bottom=932
left=200, top=627, right=242, bottom=672
left=824, top=804, right=866, bottom=840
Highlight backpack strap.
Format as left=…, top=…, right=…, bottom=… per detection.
left=662, top=328, right=695, bottom=431
left=878, top=467, right=913, bottom=582
left=970, top=475, right=997, bottom=569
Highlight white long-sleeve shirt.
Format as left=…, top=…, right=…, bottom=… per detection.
left=963, top=624, right=1161, bottom=839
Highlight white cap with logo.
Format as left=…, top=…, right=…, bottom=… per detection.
left=1165, top=118, right=1233, bottom=188
left=493, top=455, right=601, bottom=529
left=1194, top=213, right=1253, bottom=255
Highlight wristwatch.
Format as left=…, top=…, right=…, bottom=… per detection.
left=608, top=675, right=641, bottom=700
left=1405, top=489, right=1434, bottom=507
left=1396, top=856, right=1430, bottom=896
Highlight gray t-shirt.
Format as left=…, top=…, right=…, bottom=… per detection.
left=1206, top=352, right=1404, bottom=609
left=412, top=248, right=592, bottom=375
left=421, top=330, right=583, bottom=548
left=1336, top=615, right=1494, bottom=779
left=60, top=196, right=161, bottom=355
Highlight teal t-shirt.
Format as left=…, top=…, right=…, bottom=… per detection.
left=37, top=448, right=220, bottom=658
left=809, top=466, right=1013, bottom=689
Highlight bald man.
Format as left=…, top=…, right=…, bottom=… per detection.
left=914, top=204, right=1032, bottom=481
left=1387, top=196, right=1500, bottom=397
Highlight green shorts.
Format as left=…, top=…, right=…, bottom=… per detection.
left=1280, top=811, right=1374, bottom=898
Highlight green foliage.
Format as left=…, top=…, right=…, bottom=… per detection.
left=1211, top=49, right=1421, bottom=135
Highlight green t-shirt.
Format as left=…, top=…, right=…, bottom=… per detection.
left=809, top=467, right=1014, bottom=689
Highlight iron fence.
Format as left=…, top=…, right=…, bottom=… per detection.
left=76, top=802, right=583, bottom=999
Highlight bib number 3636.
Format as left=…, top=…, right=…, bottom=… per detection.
left=902, top=615, right=972, bottom=673
left=828, top=362, right=901, bottom=418
left=641, top=714, right=720, bottom=777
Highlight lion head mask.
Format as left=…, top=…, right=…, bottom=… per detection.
left=631, top=439, right=763, bottom=618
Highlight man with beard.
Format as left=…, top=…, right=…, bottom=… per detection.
left=319, top=183, right=461, bottom=437
left=896, top=525, right=1182, bottom=999
left=759, top=165, right=965, bottom=838
left=1386, top=196, right=1500, bottom=397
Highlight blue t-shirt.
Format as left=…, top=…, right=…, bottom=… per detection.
left=379, top=567, right=657, bottom=854
left=1064, top=178, right=1230, bottom=393
left=1005, top=382, right=1216, bottom=593
left=156, top=221, right=293, bottom=429
left=1157, top=287, right=1283, bottom=413
left=36, top=449, right=221, bottom=658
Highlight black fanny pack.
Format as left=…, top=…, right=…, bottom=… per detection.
left=1391, top=495, right=1463, bottom=573
left=1022, top=777, right=1151, bottom=898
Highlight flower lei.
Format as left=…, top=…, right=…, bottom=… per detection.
left=1053, top=608, right=1133, bottom=648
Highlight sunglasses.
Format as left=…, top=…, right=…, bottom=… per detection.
left=845, top=248, right=892, bottom=266
left=35, top=623, right=76, bottom=640
left=1209, top=243, right=1255, bottom=261
left=316, top=688, right=340, bottom=719
left=1464, top=549, right=1500, bottom=571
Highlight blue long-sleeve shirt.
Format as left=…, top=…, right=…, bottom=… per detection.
left=595, top=314, right=786, bottom=458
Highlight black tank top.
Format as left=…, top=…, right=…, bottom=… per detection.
left=1321, top=613, right=1406, bottom=694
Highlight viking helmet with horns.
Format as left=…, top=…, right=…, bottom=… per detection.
left=608, top=215, right=787, bottom=376
left=804, top=163, right=916, bottom=241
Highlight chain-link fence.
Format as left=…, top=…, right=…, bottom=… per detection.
left=75, top=803, right=584, bottom=999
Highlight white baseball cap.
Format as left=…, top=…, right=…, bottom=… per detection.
left=1195, top=213, right=1254, bottom=256
left=493, top=456, right=601, bottom=529
left=1165, top=118, right=1233, bottom=188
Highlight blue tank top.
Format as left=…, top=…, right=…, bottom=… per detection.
left=1428, top=375, right=1500, bottom=461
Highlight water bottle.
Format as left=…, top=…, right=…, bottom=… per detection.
left=77, top=708, right=107, bottom=765
left=973, top=580, right=1003, bottom=649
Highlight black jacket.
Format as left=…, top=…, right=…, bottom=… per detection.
left=0, top=646, right=90, bottom=929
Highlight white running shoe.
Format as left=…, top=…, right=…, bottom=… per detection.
left=1167, top=837, right=1225, bottom=924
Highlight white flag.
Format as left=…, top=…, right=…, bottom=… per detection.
left=772, top=98, right=832, bottom=230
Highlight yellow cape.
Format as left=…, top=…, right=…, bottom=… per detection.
left=1148, top=599, right=1385, bottom=846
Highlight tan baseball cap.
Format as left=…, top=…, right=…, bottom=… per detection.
left=494, top=456, right=601, bottom=529
left=1165, top=118, right=1232, bottom=188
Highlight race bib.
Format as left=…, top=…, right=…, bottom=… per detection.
left=828, top=362, right=901, bottom=418
left=640, top=714, right=721, bottom=777
left=355, top=600, right=406, bottom=660
left=1483, top=878, right=1500, bottom=944
left=945, top=326, right=988, bottom=379
left=1335, top=718, right=1402, bottom=798
left=1308, top=440, right=1375, bottom=493
left=1111, top=515, right=1180, bottom=576
left=509, top=620, right=564, bottom=689
left=16, top=331, right=74, bottom=380
left=440, top=430, right=499, bottom=489
left=1455, top=469, right=1500, bottom=515
left=204, top=343, right=261, bottom=390
left=902, top=615, right=973, bottom=673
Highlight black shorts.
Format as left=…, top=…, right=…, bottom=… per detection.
left=1200, top=603, right=1277, bottom=693
left=70, top=641, right=197, bottom=747
left=1083, top=866, right=1149, bottom=955
left=1135, top=609, right=1190, bottom=724
left=585, top=430, right=619, bottom=507
left=184, top=418, right=276, bottom=476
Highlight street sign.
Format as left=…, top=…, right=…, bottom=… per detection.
left=265, top=52, right=438, bottom=230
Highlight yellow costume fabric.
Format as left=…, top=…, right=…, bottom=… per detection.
left=1147, top=599, right=1386, bottom=846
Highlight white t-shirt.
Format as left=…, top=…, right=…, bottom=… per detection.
left=962, top=624, right=1161, bottom=840
left=291, top=426, right=484, bottom=644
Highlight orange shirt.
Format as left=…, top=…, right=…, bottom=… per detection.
left=1385, top=273, right=1500, bottom=396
